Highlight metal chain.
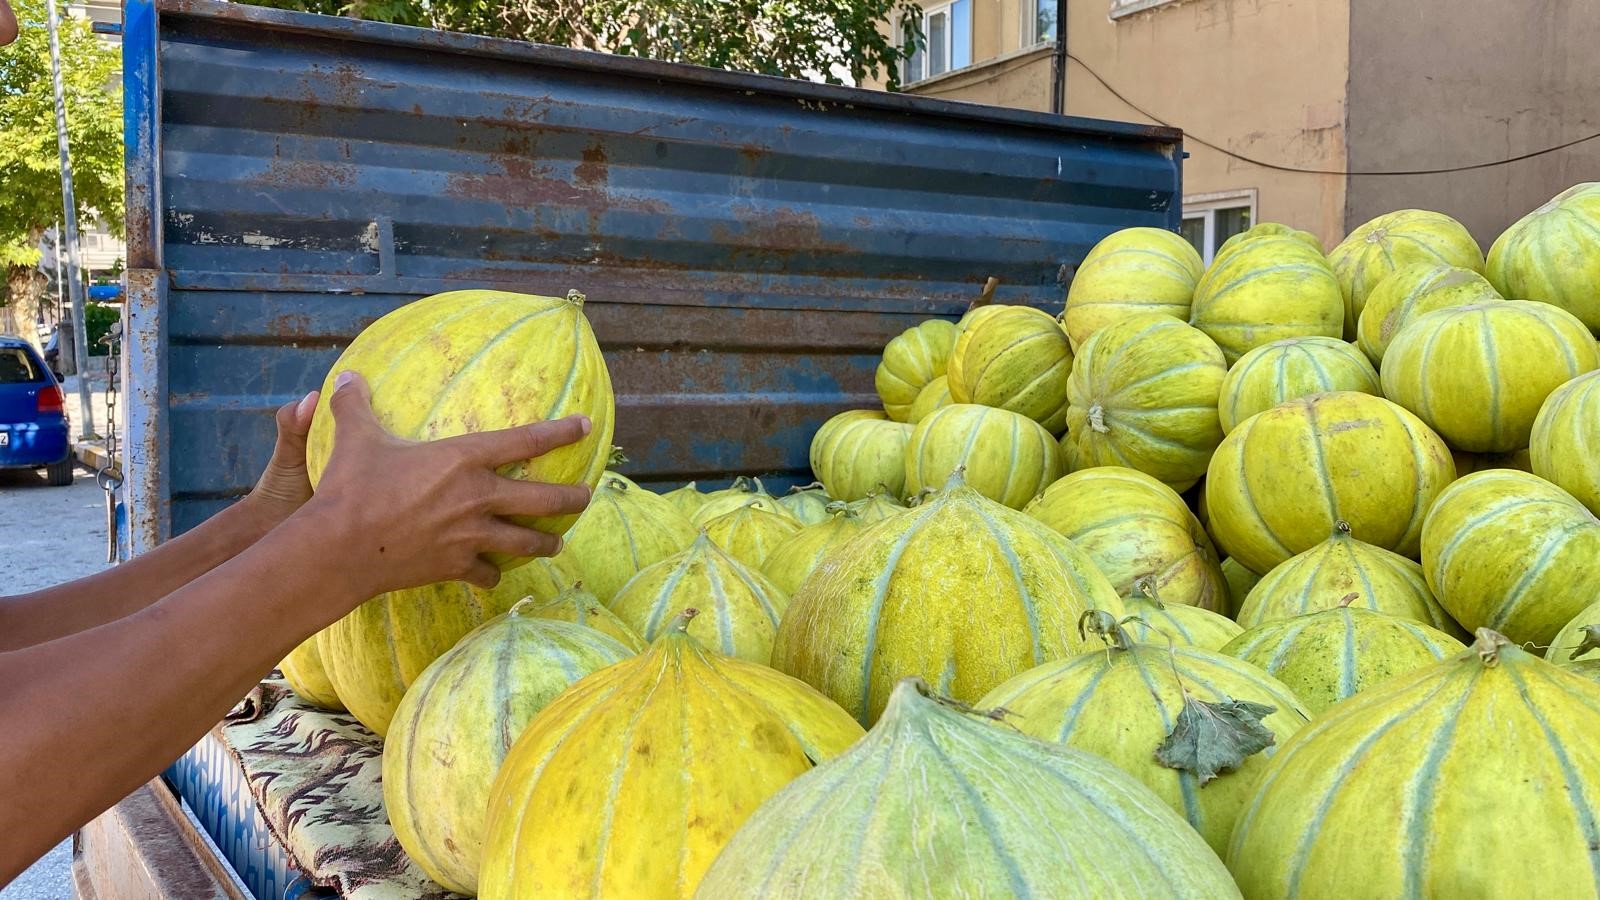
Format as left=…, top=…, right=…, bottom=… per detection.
left=98, top=319, right=122, bottom=563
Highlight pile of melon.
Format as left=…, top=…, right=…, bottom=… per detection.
left=277, top=185, right=1600, bottom=898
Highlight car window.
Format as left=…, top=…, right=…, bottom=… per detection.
left=0, top=348, right=41, bottom=384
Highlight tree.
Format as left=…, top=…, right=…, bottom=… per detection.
left=248, top=0, right=923, bottom=91
left=0, top=0, right=122, bottom=335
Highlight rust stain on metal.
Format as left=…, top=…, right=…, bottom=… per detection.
left=575, top=144, right=608, bottom=185
left=250, top=158, right=355, bottom=189
left=710, top=205, right=852, bottom=256
left=443, top=155, right=668, bottom=215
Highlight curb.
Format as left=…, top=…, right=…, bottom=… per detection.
left=75, top=441, right=121, bottom=478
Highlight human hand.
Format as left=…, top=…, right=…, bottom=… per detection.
left=299, top=371, right=593, bottom=595
left=242, top=392, right=319, bottom=530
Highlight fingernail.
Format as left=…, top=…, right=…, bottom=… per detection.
left=578, top=416, right=592, bottom=435
left=295, top=391, right=317, bottom=418
left=554, top=537, right=565, bottom=554
left=334, top=371, right=355, bottom=390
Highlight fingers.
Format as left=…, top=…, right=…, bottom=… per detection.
left=451, top=415, right=593, bottom=467
left=271, top=391, right=319, bottom=459
left=486, top=478, right=593, bottom=519
left=291, top=390, right=319, bottom=434
left=462, top=559, right=503, bottom=590
left=326, top=371, right=384, bottom=440
left=479, top=519, right=564, bottom=559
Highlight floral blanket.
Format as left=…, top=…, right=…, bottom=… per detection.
left=221, top=676, right=462, bottom=899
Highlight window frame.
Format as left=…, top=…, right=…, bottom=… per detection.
left=1181, top=189, right=1259, bottom=266
left=1110, top=0, right=1183, bottom=20
left=1022, top=0, right=1059, bottom=47
left=900, top=0, right=971, bottom=85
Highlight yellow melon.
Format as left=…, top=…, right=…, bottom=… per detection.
left=1216, top=222, right=1325, bottom=258
left=947, top=305, right=1074, bottom=432
left=776, top=482, right=833, bottom=526
left=1189, top=234, right=1345, bottom=363
left=701, top=502, right=802, bottom=570
left=1531, top=370, right=1600, bottom=516
left=1355, top=262, right=1502, bottom=366
left=904, top=403, right=1063, bottom=509
left=562, top=475, right=697, bottom=603
left=1061, top=314, right=1227, bottom=492
left=1487, top=182, right=1600, bottom=335
left=519, top=584, right=646, bottom=652
left=1218, top=336, right=1381, bottom=434
left=760, top=503, right=868, bottom=596
left=809, top=410, right=913, bottom=501
left=1328, top=209, right=1485, bottom=340
left=874, top=319, right=958, bottom=422
left=279, top=636, right=344, bottom=711
left=1381, top=301, right=1599, bottom=453
left=905, top=374, right=952, bottom=424
left=1204, top=391, right=1454, bottom=574
left=1061, top=226, right=1205, bottom=349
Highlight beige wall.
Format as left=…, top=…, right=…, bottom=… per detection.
left=1344, top=0, right=1600, bottom=247
left=906, top=0, right=1352, bottom=250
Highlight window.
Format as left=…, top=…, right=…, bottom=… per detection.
left=1026, top=0, right=1059, bottom=46
left=902, top=0, right=972, bottom=84
left=1181, top=190, right=1258, bottom=265
left=0, top=348, right=41, bottom=384
left=1110, top=0, right=1182, bottom=19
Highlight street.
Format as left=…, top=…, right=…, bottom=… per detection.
left=1, top=467, right=113, bottom=900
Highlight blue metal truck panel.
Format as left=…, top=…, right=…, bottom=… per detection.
left=123, top=0, right=1184, bottom=553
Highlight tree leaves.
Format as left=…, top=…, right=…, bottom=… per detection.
left=1154, top=694, right=1277, bottom=785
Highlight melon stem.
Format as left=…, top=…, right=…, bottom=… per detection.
left=1088, top=404, right=1109, bottom=433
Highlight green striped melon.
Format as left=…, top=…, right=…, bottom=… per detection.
left=760, top=503, right=868, bottom=596
left=1221, top=605, right=1465, bottom=714
left=875, top=319, right=958, bottom=422
left=980, top=612, right=1310, bottom=854
left=1355, top=262, right=1502, bottom=367
left=279, top=636, right=344, bottom=711
left=1228, top=631, right=1600, bottom=898
left=1422, top=469, right=1600, bottom=646
left=772, top=471, right=1121, bottom=725
left=702, top=502, right=802, bottom=570
left=383, top=606, right=631, bottom=895
left=696, top=678, right=1243, bottom=900
left=1218, top=336, right=1380, bottom=434
left=1548, top=597, right=1600, bottom=672
left=1327, top=209, right=1485, bottom=341
left=1531, top=370, right=1600, bottom=516
left=1120, top=578, right=1244, bottom=651
left=1216, top=222, right=1324, bottom=258
left=659, top=481, right=705, bottom=518
left=692, top=477, right=796, bottom=525
left=809, top=410, right=913, bottom=501
left=1061, top=226, right=1205, bottom=349
left=1381, top=301, right=1599, bottom=453
left=947, top=305, right=1074, bottom=432
left=905, top=374, right=952, bottom=424
left=847, top=487, right=907, bottom=522
left=305, top=290, right=614, bottom=570
left=519, top=584, right=645, bottom=652
left=904, top=403, right=1063, bottom=509
left=1189, top=234, right=1344, bottom=364
left=777, top=482, right=833, bottom=526
left=1238, top=522, right=1464, bottom=637
left=1025, top=466, right=1226, bottom=611
left=562, top=475, right=696, bottom=603
left=1487, top=182, right=1600, bottom=335
left=1062, top=313, right=1227, bottom=492
left=1221, top=557, right=1263, bottom=619
left=609, top=532, right=789, bottom=664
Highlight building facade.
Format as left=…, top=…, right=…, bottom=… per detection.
left=886, top=0, right=1600, bottom=260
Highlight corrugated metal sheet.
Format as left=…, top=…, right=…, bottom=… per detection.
left=124, top=0, right=1184, bottom=548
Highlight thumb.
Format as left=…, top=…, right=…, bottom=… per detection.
left=326, top=371, right=382, bottom=439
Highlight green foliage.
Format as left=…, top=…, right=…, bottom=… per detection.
left=0, top=0, right=124, bottom=271
left=247, top=0, right=922, bottom=90
left=83, top=301, right=117, bottom=355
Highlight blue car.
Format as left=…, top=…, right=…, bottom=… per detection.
left=0, top=335, right=73, bottom=486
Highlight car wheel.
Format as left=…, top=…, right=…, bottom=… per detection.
left=45, top=458, right=74, bottom=486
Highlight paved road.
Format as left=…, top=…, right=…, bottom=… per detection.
left=1, top=468, right=114, bottom=899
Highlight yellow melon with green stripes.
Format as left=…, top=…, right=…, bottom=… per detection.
left=1061, top=313, right=1228, bottom=492
left=384, top=605, right=631, bottom=896
left=1228, top=631, right=1600, bottom=898
left=1381, top=301, right=1599, bottom=454
left=1203, top=392, right=1455, bottom=575
left=760, top=503, right=868, bottom=596
left=701, top=502, right=802, bottom=570
left=1119, top=578, right=1243, bottom=650
left=1546, top=596, right=1600, bottom=673
left=698, top=678, right=1244, bottom=899
left=874, top=318, right=958, bottom=422
left=1189, top=234, right=1345, bottom=364
left=1237, top=521, right=1464, bottom=638
left=479, top=614, right=864, bottom=899
left=562, top=474, right=696, bottom=603
left=1355, top=262, right=1502, bottom=367
left=947, top=305, right=1074, bottom=432
left=278, top=635, right=344, bottom=711
left=305, top=290, right=614, bottom=568
left=1218, top=336, right=1380, bottom=434
left=980, top=611, right=1310, bottom=855
left=1221, top=604, right=1465, bottom=714
left=1220, top=557, right=1263, bottom=619
left=904, top=403, right=1063, bottom=510
left=1531, top=369, right=1600, bottom=517
left=1215, top=222, right=1325, bottom=259
left=1421, top=469, right=1600, bottom=647
left=1061, top=226, right=1205, bottom=349
left=772, top=471, right=1122, bottom=725
left=809, top=410, right=913, bottom=502
left=1487, top=182, right=1600, bottom=335
left=905, top=374, right=952, bottom=424
left=518, top=584, right=646, bottom=652
left=1328, top=209, right=1485, bottom=341
left=1025, top=466, right=1227, bottom=612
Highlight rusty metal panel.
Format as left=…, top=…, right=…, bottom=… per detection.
left=126, top=0, right=1183, bottom=540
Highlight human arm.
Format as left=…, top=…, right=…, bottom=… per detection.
left=0, top=372, right=594, bottom=884
left=0, top=393, right=320, bottom=651
left=0, top=1, right=16, bottom=47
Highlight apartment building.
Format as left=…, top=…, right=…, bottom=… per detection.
left=886, top=0, right=1600, bottom=260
